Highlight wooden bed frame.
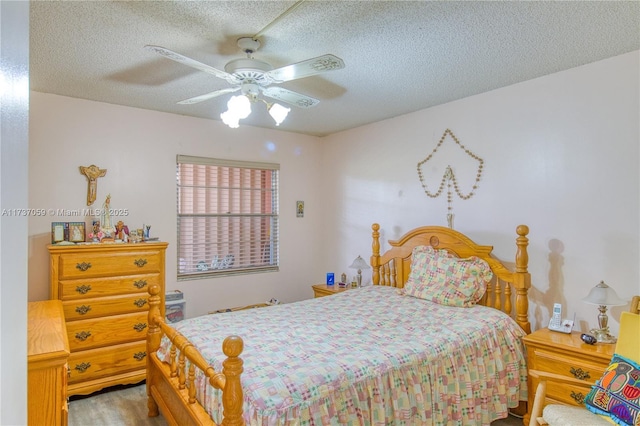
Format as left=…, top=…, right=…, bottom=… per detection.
left=146, top=223, right=532, bottom=425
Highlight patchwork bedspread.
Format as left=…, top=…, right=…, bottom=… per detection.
left=156, top=286, right=528, bottom=426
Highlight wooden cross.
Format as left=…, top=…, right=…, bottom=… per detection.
left=79, top=165, right=107, bottom=206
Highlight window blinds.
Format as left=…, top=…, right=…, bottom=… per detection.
left=177, top=155, right=279, bottom=279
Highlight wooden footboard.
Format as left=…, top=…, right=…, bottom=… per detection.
left=147, top=285, right=245, bottom=426
left=370, top=224, right=532, bottom=333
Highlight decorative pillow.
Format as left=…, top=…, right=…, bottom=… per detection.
left=402, top=245, right=493, bottom=307
left=584, top=353, right=640, bottom=426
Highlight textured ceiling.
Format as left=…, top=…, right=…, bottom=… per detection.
left=30, top=1, right=640, bottom=137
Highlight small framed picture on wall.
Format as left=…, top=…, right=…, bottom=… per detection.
left=296, top=201, right=304, bottom=218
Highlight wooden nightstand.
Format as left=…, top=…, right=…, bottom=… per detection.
left=522, top=328, right=615, bottom=425
left=312, top=284, right=349, bottom=298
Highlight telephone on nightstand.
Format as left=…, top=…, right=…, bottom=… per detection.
left=548, top=303, right=575, bottom=333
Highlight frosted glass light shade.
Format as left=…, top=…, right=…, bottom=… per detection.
left=268, top=103, right=290, bottom=126
left=582, top=281, right=626, bottom=306
left=227, top=95, right=251, bottom=119
left=220, top=95, right=252, bottom=128
left=349, top=255, right=370, bottom=271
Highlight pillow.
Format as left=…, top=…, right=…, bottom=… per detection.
left=402, top=245, right=493, bottom=307
left=584, top=353, right=640, bottom=426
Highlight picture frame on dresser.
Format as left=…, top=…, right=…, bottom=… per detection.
left=51, top=222, right=66, bottom=243
left=68, top=222, right=85, bottom=243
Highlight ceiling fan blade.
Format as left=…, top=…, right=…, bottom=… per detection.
left=177, top=87, right=240, bottom=105
left=262, top=87, right=319, bottom=108
left=145, top=45, right=237, bottom=84
left=266, top=54, right=345, bottom=83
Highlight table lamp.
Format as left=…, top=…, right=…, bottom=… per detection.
left=349, top=255, right=371, bottom=287
left=581, top=280, right=627, bottom=343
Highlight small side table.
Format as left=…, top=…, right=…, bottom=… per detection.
left=522, top=327, right=615, bottom=425
left=312, top=284, right=349, bottom=298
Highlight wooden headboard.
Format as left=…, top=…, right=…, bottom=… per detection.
left=370, top=223, right=532, bottom=333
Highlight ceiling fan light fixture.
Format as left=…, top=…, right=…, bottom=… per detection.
left=220, top=95, right=252, bottom=128
left=268, top=103, right=290, bottom=126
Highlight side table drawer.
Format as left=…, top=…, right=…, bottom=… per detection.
left=530, top=347, right=606, bottom=382
left=530, top=374, right=593, bottom=407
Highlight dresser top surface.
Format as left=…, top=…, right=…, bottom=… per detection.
left=48, top=241, right=168, bottom=253
left=28, top=300, right=69, bottom=358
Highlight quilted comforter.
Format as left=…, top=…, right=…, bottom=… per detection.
left=156, top=285, right=527, bottom=426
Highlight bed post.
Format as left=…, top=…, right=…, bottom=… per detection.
left=147, top=285, right=162, bottom=417
left=371, top=223, right=381, bottom=285
left=514, top=225, right=531, bottom=333
left=221, top=336, right=244, bottom=426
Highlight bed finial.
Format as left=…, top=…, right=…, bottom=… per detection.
left=222, top=336, right=244, bottom=425
left=514, top=225, right=531, bottom=333
left=371, top=223, right=381, bottom=285
left=515, top=225, right=529, bottom=274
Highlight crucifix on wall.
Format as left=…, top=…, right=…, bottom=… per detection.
left=79, top=164, right=107, bottom=206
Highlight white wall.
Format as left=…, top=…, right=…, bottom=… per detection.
left=1, top=1, right=29, bottom=423
left=28, top=94, right=326, bottom=317
left=29, top=51, right=639, bottom=335
left=322, top=51, right=640, bottom=334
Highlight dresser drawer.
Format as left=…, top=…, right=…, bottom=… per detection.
left=67, top=341, right=147, bottom=384
left=57, top=273, right=159, bottom=300
left=62, top=294, right=150, bottom=321
left=529, top=347, right=606, bottom=382
left=66, top=312, right=149, bottom=351
left=57, top=249, right=162, bottom=279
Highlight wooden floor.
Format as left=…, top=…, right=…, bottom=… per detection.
left=68, top=382, right=524, bottom=425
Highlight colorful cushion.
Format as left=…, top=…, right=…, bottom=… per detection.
left=584, top=353, right=640, bottom=426
left=403, top=245, right=493, bottom=307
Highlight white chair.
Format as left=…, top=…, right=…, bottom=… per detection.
left=528, top=311, right=640, bottom=426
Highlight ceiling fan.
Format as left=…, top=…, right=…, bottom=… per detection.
left=145, top=37, right=345, bottom=127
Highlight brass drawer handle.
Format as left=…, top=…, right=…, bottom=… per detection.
left=133, top=322, right=147, bottom=332
left=133, top=280, right=147, bottom=289
left=570, top=391, right=585, bottom=404
left=74, top=362, right=91, bottom=373
left=76, top=284, right=92, bottom=294
left=133, top=351, right=147, bottom=361
left=133, top=298, right=147, bottom=308
left=76, top=262, right=92, bottom=272
left=134, top=258, right=148, bottom=267
left=75, top=305, right=91, bottom=315
left=75, top=331, right=91, bottom=341
left=570, top=367, right=590, bottom=380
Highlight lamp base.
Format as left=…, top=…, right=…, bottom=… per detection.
left=590, top=327, right=617, bottom=344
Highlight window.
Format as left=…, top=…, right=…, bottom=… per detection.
left=177, top=155, right=279, bottom=280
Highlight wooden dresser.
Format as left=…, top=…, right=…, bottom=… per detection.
left=28, top=300, right=70, bottom=426
left=49, top=242, right=168, bottom=396
left=522, top=327, right=615, bottom=424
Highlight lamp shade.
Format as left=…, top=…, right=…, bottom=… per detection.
left=268, top=103, right=290, bottom=126
left=349, top=255, right=370, bottom=271
left=582, top=281, right=626, bottom=306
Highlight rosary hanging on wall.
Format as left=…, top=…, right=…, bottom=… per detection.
left=416, top=129, right=484, bottom=229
